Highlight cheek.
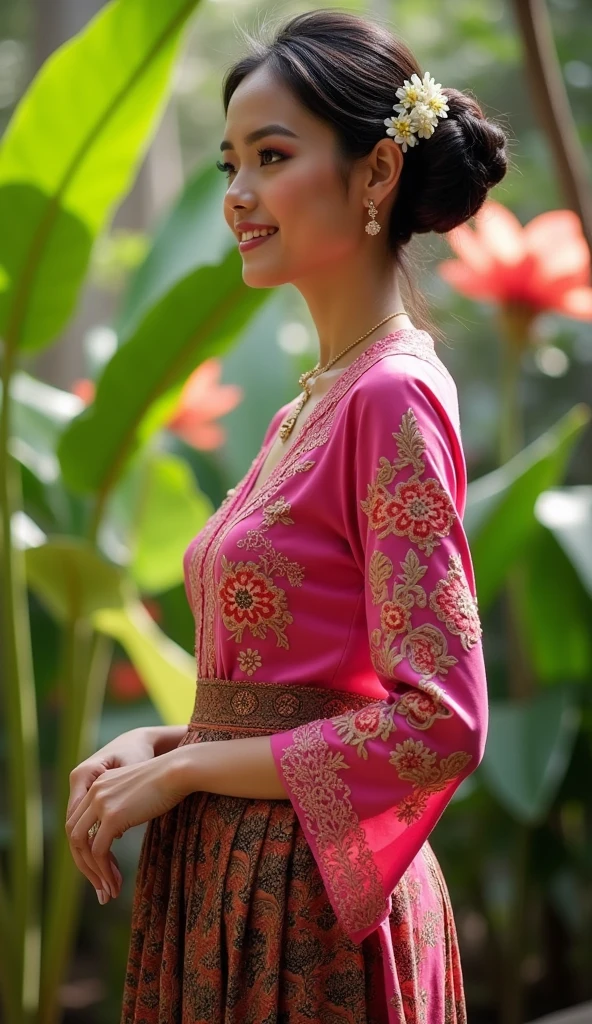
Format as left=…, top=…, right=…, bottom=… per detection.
left=270, top=164, right=353, bottom=254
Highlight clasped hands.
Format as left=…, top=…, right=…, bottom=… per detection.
left=65, top=735, right=189, bottom=905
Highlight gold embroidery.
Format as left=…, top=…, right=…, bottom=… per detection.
left=236, top=530, right=305, bottom=586
left=360, top=408, right=456, bottom=556
left=277, top=718, right=386, bottom=935
left=261, top=496, right=294, bottom=529
left=366, top=546, right=459, bottom=690
left=218, top=554, right=293, bottom=649
left=389, top=739, right=472, bottom=824
left=197, top=331, right=441, bottom=677
left=429, top=552, right=482, bottom=650
left=236, top=648, right=262, bottom=676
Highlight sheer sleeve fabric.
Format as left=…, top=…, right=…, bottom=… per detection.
left=269, top=368, right=488, bottom=944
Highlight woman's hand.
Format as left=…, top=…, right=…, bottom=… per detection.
left=65, top=747, right=189, bottom=904
left=66, top=727, right=157, bottom=903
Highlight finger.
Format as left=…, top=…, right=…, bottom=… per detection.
left=91, top=831, right=122, bottom=897
left=68, top=832, right=110, bottom=895
left=73, top=807, right=120, bottom=897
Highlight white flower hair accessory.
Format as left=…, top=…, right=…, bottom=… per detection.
left=384, top=71, right=449, bottom=153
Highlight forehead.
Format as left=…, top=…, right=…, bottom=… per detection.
left=224, top=64, right=327, bottom=143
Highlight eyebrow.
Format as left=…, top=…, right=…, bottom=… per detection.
left=220, top=124, right=300, bottom=152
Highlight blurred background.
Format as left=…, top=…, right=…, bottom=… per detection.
left=0, top=1, right=591, bottom=1022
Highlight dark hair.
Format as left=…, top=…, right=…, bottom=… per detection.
left=221, top=8, right=510, bottom=339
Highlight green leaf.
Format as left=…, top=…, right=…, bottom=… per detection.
left=465, top=404, right=591, bottom=610
left=520, top=526, right=592, bottom=683
left=480, top=688, right=581, bottom=824
left=115, top=162, right=230, bottom=339
left=93, top=601, right=195, bottom=724
left=0, top=0, right=200, bottom=352
left=105, top=449, right=212, bottom=593
left=535, top=486, right=592, bottom=597
left=25, top=537, right=125, bottom=622
left=57, top=253, right=268, bottom=496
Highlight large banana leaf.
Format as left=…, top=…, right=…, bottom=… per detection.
left=57, top=252, right=268, bottom=497
left=25, top=538, right=125, bottom=622
left=93, top=601, right=195, bottom=723
left=535, top=486, right=592, bottom=597
left=115, top=162, right=230, bottom=339
left=480, top=688, right=581, bottom=824
left=105, top=448, right=213, bottom=593
left=464, top=404, right=591, bottom=610
left=0, top=0, right=200, bottom=353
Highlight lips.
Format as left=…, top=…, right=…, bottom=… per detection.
left=238, top=229, right=279, bottom=252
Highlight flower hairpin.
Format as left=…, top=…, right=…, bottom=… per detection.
left=384, top=71, right=449, bottom=153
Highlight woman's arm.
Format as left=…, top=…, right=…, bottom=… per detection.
left=171, top=734, right=289, bottom=800
left=144, top=724, right=190, bottom=757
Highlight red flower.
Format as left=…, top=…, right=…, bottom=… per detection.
left=108, top=660, right=146, bottom=701
left=166, top=357, right=243, bottom=450
left=438, top=200, right=592, bottom=322
left=71, top=378, right=95, bottom=403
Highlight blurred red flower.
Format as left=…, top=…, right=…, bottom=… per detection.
left=71, top=356, right=243, bottom=451
left=108, top=660, right=145, bottom=701
left=438, top=200, right=592, bottom=324
left=166, top=357, right=243, bottom=450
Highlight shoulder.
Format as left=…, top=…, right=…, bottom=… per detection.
left=342, top=342, right=467, bottom=505
left=347, top=340, right=460, bottom=437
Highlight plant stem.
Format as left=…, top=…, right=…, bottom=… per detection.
left=0, top=342, right=43, bottom=1024
left=39, top=626, right=113, bottom=1024
left=501, top=824, right=531, bottom=1024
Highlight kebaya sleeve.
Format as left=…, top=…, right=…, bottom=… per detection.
left=268, top=369, right=489, bottom=944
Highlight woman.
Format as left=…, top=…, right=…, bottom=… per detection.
left=66, top=9, right=507, bottom=1022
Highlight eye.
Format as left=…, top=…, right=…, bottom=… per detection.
left=215, top=148, right=286, bottom=180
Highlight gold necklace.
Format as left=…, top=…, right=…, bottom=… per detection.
left=278, top=311, right=409, bottom=442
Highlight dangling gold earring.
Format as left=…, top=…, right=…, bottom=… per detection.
left=365, top=199, right=381, bottom=235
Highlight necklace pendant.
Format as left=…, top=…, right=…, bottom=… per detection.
left=278, top=390, right=309, bottom=442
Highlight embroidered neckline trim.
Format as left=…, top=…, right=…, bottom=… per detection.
left=244, top=326, right=437, bottom=506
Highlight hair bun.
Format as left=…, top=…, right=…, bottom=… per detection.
left=404, top=87, right=509, bottom=238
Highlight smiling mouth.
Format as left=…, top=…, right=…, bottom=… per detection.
left=238, top=230, right=279, bottom=250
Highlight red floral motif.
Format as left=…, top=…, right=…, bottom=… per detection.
left=429, top=553, right=482, bottom=651
left=400, top=625, right=457, bottom=679
left=218, top=555, right=292, bottom=648
left=360, top=408, right=456, bottom=557
left=390, top=740, right=473, bottom=824
left=331, top=701, right=398, bottom=759
left=381, top=598, right=411, bottom=635
left=385, top=478, right=456, bottom=556
left=394, top=688, right=452, bottom=730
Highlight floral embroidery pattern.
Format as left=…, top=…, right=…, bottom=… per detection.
left=330, top=683, right=453, bottom=760
left=218, top=554, right=293, bottom=648
left=261, top=496, right=294, bottom=530
left=360, top=408, right=456, bottom=556
left=367, top=547, right=458, bottom=686
left=196, top=333, right=440, bottom=677
left=236, top=648, right=262, bottom=676
left=390, top=739, right=472, bottom=824
left=430, top=552, right=482, bottom=650
left=230, top=498, right=302, bottom=672
left=277, top=718, right=386, bottom=935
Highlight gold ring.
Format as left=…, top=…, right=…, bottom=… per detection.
left=87, top=820, right=100, bottom=840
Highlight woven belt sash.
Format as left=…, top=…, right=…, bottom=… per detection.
left=188, top=677, right=377, bottom=734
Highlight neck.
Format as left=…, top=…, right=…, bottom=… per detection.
left=293, top=247, right=412, bottom=368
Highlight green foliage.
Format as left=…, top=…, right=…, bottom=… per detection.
left=0, top=0, right=202, bottom=353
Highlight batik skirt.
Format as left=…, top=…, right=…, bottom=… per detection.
left=119, top=678, right=467, bottom=1024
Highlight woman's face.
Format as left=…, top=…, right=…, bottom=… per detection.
left=219, top=64, right=374, bottom=289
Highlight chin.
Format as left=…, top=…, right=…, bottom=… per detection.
left=241, top=266, right=291, bottom=288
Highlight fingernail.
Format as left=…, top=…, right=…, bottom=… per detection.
left=96, top=889, right=106, bottom=905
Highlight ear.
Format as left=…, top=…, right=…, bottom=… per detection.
left=365, top=137, right=403, bottom=203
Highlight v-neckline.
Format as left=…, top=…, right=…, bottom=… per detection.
left=242, top=326, right=428, bottom=506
